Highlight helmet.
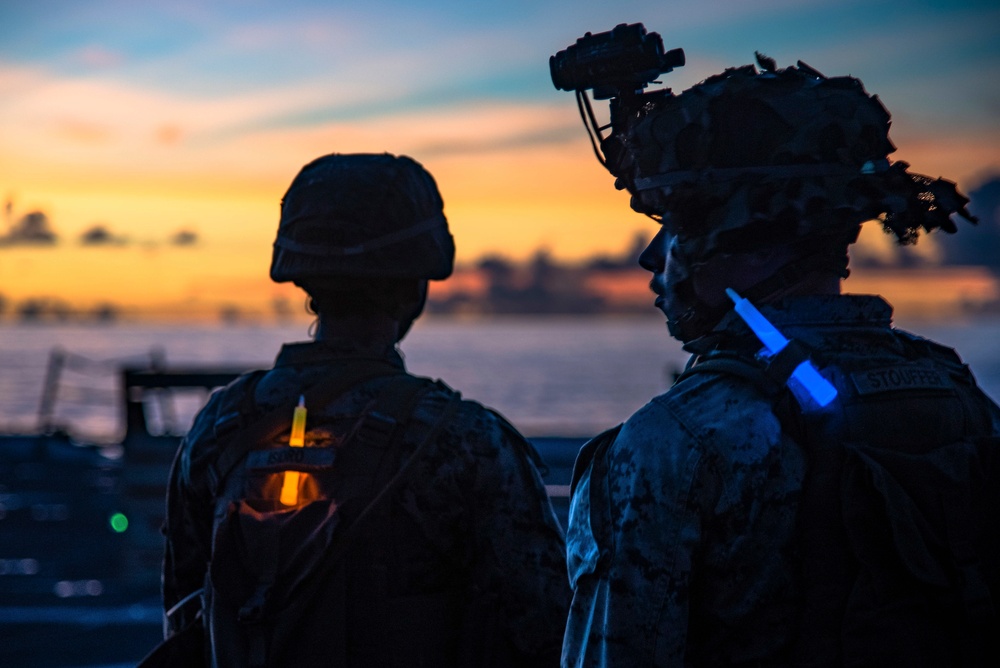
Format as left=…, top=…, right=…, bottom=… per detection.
left=602, top=55, right=976, bottom=264
left=270, top=153, right=455, bottom=284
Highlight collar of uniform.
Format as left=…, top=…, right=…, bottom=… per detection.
left=273, top=339, right=406, bottom=369
left=684, top=294, right=894, bottom=354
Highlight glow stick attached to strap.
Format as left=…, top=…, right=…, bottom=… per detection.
left=725, top=288, right=837, bottom=409
left=279, top=396, right=308, bottom=506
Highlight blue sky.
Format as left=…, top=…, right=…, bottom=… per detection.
left=1, top=0, right=998, bottom=313
left=3, top=0, right=997, bottom=151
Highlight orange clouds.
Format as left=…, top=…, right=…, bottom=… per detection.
left=55, top=118, right=113, bottom=144
left=155, top=124, right=183, bottom=145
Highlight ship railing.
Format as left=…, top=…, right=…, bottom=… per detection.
left=36, top=346, right=172, bottom=438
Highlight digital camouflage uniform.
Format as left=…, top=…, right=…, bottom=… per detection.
left=164, top=338, right=569, bottom=665
left=160, top=152, right=569, bottom=667
left=549, top=35, right=992, bottom=666
left=563, top=295, right=1000, bottom=667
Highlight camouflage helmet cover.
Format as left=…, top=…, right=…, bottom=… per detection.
left=270, top=153, right=455, bottom=284
left=602, top=57, right=976, bottom=262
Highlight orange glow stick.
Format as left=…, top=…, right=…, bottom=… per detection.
left=279, top=396, right=307, bottom=506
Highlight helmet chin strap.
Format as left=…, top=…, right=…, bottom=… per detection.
left=667, top=298, right=730, bottom=343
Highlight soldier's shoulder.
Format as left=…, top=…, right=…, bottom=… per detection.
left=892, top=328, right=968, bottom=369
left=618, top=363, right=783, bottom=464
left=180, top=370, right=266, bottom=478
left=659, top=361, right=776, bottom=423
left=411, top=380, right=530, bottom=454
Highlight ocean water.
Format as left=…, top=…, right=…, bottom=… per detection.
left=2, top=313, right=1000, bottom=442
left=0, top=315, right=683, bottom=441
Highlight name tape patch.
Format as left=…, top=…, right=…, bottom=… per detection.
left=246, top=447, right=336, bottom=472
left=851, top=364, right=951, bottom=396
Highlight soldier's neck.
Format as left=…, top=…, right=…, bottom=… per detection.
left=314, top=312, right=400, bottom=347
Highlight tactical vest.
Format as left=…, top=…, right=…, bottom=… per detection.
left=202, top=364, right=465, bottom=667
left=676, top=329, right=1000, bottom=667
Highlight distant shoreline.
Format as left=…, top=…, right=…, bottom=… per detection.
left=3, top=265, right=997, bottom=326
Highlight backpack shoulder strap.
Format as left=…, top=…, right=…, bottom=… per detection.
left=208, top=359, right=401, bottom=495
left=234, top=374, right=459, bottom=667
left=350, top=373, right=436, bottom=451
left=281, top=381, right=462, bottom=614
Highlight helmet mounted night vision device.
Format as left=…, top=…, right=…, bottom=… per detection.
left=549, top=23, right=684, bottom=169
left=550, top=23, right=684, bottom=100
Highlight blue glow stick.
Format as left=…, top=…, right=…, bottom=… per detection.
left=725, top=288, right=837, bottom=409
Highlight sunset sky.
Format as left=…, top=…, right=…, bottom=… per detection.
left=1, top=0, right=998, bottom=317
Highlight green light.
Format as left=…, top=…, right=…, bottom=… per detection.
left=109, top=512, right=129, bottom=533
